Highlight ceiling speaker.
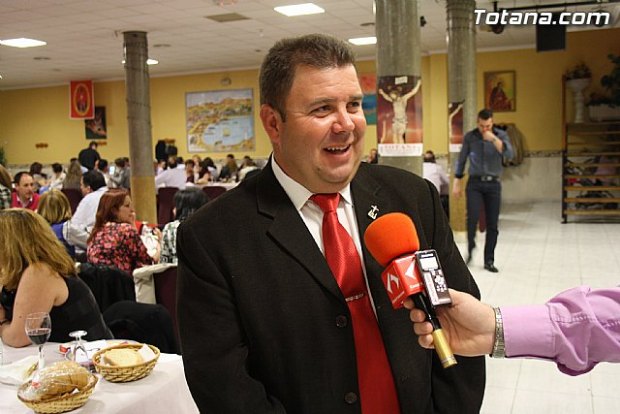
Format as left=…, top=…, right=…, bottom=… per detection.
left=536, top=13, right=566, bottom=52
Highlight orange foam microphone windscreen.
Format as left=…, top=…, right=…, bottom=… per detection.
left=364, top=212, right=420, bottom=267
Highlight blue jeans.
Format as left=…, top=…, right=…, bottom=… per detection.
left=466, top=179, right=501, bottom=264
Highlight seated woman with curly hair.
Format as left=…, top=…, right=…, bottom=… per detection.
left=87, top=189, right=161, bottom=275
left=0, top=209, right=112, bottom=346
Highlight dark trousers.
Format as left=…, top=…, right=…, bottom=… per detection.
left=466, top=179, right=501, bottom=264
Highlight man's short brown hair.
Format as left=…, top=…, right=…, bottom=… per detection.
left=259, top=34, right=356, bottom=121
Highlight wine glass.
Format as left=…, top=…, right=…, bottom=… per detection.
left=69, top=330, right=88, bottom=363
left=24, top=312, right=52, bottom=378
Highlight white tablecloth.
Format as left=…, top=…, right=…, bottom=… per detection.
left=0, top=342, right=198, bottom=413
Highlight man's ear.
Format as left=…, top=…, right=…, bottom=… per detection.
left=259, top=104, right=282, bottom=144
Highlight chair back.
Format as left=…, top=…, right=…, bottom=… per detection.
left=202, top=185, right=226, bottom=201
left=154, top=267, right=179, bottom=341
left=78, top=263, right=136, bottom=313
left=61, top=188, right=83, bottom=214
left=103, top=301, right=179, bottom=354
left=157, top=187, right=179, bottom=225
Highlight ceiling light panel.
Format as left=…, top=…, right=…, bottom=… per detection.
left=0, top=38, right=47, bottom=48
left=348, top=36, right=377, bottom=46
left=274, top=3, right=325, bottom=17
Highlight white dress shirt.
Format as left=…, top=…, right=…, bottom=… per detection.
left=155, top=165, right=187, bottom=190
left=69, top=186, right=108, bottom=249
left=271, top=157, right=378, bottom=316
left=72, top=186, right=108, bottom=231
left=423, top=162, right=449, bottom=195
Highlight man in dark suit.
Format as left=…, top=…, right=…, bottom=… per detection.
left=178, top=34, right=485, bottom=413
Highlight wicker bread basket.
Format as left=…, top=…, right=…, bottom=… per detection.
left=92, top=343, right=160, bottom=383
left=17, top=374, right=98, bottom=414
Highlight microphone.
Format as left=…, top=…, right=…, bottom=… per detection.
left=364, top=212, right=457, bottom=368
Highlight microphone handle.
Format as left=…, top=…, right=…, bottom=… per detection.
left=412, top=294, right=458, bottom=368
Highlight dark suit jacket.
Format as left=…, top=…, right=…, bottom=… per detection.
left=78, top=263, right=135, bottom=313
left=177, top=162, right=485, bottom=414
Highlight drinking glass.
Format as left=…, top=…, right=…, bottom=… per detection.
left=24, top=312, right=52, bottom=377
left=69, top=330, right=88, bottom=363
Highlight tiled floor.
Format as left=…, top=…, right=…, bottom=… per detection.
left=455, top=201, right=620, bottom=414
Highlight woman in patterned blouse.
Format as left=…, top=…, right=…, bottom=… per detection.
left=161, top=187, right=208, bottom=264
left=0, top=164, right=12, bottom=210
left=87, top=189, right=162, bottom=275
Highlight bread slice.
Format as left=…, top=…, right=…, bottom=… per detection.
left=35, top=361, right=90, bottom=400
left=103, top=348, right=143, bottom=367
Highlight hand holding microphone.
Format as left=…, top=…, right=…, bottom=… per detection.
left=364, top=213, right=457, bottom=368
left=403, top=289, right=496, bottom=357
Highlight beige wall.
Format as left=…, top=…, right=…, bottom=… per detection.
left=0, top=28, right=618, bottom=166
left=476, top=28, right=619, bottom=153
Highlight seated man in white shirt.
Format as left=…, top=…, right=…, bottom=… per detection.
left=68, top=170, right=108, bottom=251
left=155, top=156, right=187, bottom=190
left=95, top=158, right=113, bottom=189
left=422, top=150, right=450, bottom=217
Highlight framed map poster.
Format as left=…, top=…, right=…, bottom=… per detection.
left=186, top=88, right=255, bottom=153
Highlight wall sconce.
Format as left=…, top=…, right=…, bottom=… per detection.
left=35, top=143, right=49, bottom=149
left=220, top=76, right=232, bottom=86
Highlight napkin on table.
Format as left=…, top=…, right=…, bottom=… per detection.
left=0, top=355, right=38, bottom=385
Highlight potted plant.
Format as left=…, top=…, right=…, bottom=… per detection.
left=565, top=62, right=592, bottom=80
left=565, top=63, right=591, bottom=123
left=587, top=54, right=620, bottom=121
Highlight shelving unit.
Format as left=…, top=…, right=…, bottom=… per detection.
left=561, top=121, right=620, bottom=222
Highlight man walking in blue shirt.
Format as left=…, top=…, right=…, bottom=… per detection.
left=453, top=109, right=514, bottom=272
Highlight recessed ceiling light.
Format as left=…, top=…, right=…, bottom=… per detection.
left=274, top=3, right=325, bottom=17
left=360, top=22, right=375, bottom=27
left=0, top=38, right=46, bottom=48
left=33, top=56, right=51, bottom=61
left=348, top=36, right=376, bottom=46
left=153, top=43, right=171, bottom=48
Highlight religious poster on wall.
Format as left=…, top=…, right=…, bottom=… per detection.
left=448, top=101, right=464, bottom=153
left=376, top=75, right=423, bottom=157
left=69, top=80, right=94, bottom=119
left=484, top=70, right=516, bottom=112
left=185, top=88, right=255, bottom=153
left=85, top=106, right=107, bottom=139
left=359, top=73, right=377, bottom=125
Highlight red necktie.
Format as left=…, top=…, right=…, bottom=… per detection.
left=311, top=194, right=400, bottom=414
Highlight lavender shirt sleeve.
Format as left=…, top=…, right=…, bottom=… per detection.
left=501, top=286, right=620, bottom=375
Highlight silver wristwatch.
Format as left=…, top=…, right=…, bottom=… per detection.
left=491, top=307, right=506, bottom=358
